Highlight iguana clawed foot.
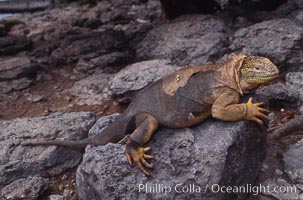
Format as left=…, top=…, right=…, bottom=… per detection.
left=245, top=97, right=270, bottom=125
left=125, top=145, right=154, bottom=176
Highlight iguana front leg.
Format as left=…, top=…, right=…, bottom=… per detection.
left=211, top=89, right=269, bottom=125
left=125, top=114, right=158, bottom=176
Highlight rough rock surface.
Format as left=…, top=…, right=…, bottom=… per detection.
left=0, top=112, right=96, bottom=188
left=0, top=77, right=32, bottom=94
left=261, top=178, right=302, bottom=200
left=88, top=113, right=120, bottom=137
left=10, top=0, right=161, bottom=66
left=263, top=139, right=303, bottom=200
left=77, top=113, right=266, bottom=200
left=0, top=35, right=31, bottom=55
left=214, top=0, right=230, bottom=9
left=109, top=59, right=182, bottom=103
left=72, top=0, right=160, bottom=28
left=0, top=176, right=48, bottom=200
left=48, top=195, right=64, bottom=200
left=76, top=51, right=129, bottom=72
left=288, top=9, right=303, bottom=25
left=136, top=15, right=229, bottom=65
left=0, top=56, right=38, bottom=81
left=256, top=83, right=301, bottom=109
left=283, top=139, right=303, bottom=186
left=286, top=72, right=303, bottom=112
left=293, top=0, right=303, bottom=8
left=68, top=71, right=113, bottom=106
left=49, top=29, right=125, bottom=65
left=229, top=19, right=303, bottom=69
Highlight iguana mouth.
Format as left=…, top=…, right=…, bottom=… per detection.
left=246, top=73, right=279, bottom=83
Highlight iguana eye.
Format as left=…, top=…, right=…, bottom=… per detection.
left=254, top=66, right=261, bottom=70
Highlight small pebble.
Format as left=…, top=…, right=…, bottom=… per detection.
left=49, top=194, right=64, bottom=200
left=63, top=189, right=72, bottom=197
left=58, top=184, right=64, bottom=191
left=61, top=174, right=68, bottom=180
left=275, top=169, right=283, bottom=176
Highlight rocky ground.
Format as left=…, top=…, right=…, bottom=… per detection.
left=0, top=0, right=303, bottom=199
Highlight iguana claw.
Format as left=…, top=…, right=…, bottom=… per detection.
left=245, top=97, right=270, bottom=125
left=125, top=146, right=154, bottom=176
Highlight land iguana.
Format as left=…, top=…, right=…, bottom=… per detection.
left=23, top=54, right=279, bottom=176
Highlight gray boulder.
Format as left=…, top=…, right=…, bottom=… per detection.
left=277, top=139, right=303, bottom=199
left=0, top=176, right=48, bottom=200
left=48, top=195, right=64, bottom=200
left=293, top=0, right=303, bottom=8
left=287, top=9, right=303, bottom=25
left=74, top=51, right=129, bottom=72
left=261, top=178, right=302, bottom=200
left=88, top=113, right=120, bottom=137
left=286, top=72, right=303, bottom=92
left=283, top=139, right=303, bottom=186
left=50, top=29, right=125, bottom=65
left=286, top=72, right=303, bottom=112
left=72, top=0, right=161, bottom=28
left=77, top=114, right=266, bottom=200
left=0, top=112, right=96, bottom=188
left=0, top=35, right=31, bottom=55
left=229, top=19, right=303, bottom=70
left=136, top=15, right=229, bottom=65
left=109, top=59, right=182, bottom=103
left=0, top=56, right=39, bottom=81
left=0, top=77, right=32, bottom=94
left=256, top=83, right=301, bottom=109
left=68, top=71, right=113, bottom=106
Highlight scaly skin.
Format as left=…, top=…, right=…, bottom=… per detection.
left=23, top=54, right=279, bottom=176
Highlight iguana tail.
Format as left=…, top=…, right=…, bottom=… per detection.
left=21, top=137, right=95, bottom=148
left=22, top=114, right=135, bottom=148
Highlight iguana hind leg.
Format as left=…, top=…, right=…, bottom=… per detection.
left=125, top=113, right=158, bottom=176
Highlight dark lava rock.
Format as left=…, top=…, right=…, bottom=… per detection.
left=0, top=176, right=48, bottom=200
left=0, top=77, right=32, bottom=94
left=68, top=71, right=113, bottom=106
left=109, top=59, right=182, bottom=103
left=288, top=9, right=303, bottom=25
left=286, top=72, right=303, bottom=112
left=283, top=139, right=303, bottom=185
left=261, top=178, right=301, bottom=200
left=88, top=113, right=120, bottom=138
left=77, top=114, right=266, bottom=200
left=286, top=72, right=303, bottom=92
left=73, top=0, right=161, bottom=28
left=283, top=139, right=303, bottom=197
left=0, top=23, right=5, bottom=36
left=136, top=15, right=229, bottom=65
left=50, top=29, right=125, bottom=65
left=0, top=56, right=39, bottom=81
left=75, top=51, right=129, bottom=72
left=160, top=0, right=287, bottom=19
left=160, top=0, right=221, bottom=19
left=256, top=83, right=301, bottom=109
left=0, top=35, right=31, bottom=55
left=90, top=51, right=128, bottom=67
left=48, top=195, right=64, bottom=200
left=74, top=0, right=161, bottom=28
left=229, top=18, right=303, bottom=69
left=293, top=0, right=303, bottom=8
left=275, top=0, right=298, bottom=17
left=0, top=112, right=96, bottom=188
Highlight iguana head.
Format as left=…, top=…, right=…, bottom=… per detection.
left=238, top=56, right=279, bottom=92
